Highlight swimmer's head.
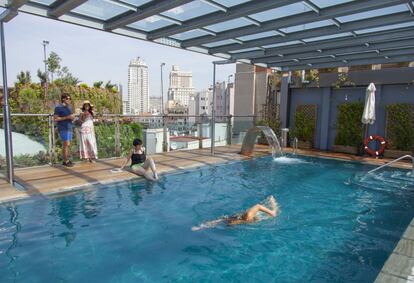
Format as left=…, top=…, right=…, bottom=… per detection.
left=226, top=214, right=249, bottom=225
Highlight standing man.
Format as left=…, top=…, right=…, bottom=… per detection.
left=54, top=94, right=74, bottom=167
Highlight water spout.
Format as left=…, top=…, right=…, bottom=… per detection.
left=240, top=126, right=283, bottom=158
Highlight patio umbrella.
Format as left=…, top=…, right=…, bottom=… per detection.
left=362, top=83, right=376, bottom=137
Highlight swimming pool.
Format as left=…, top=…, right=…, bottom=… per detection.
left=1, top=155, right=413, bottom=282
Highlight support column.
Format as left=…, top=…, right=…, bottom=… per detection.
left=279, top=73, right=290, bottom=129
left=114, top=116, right=121, bottom=157
left=319, top=87, right=331, bottom=150
left=211, top=62, right=216, bottom=155
left=1, top=21, right=14, bottom=184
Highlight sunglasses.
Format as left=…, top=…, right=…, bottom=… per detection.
left=65, top=97, right=71, bottom=100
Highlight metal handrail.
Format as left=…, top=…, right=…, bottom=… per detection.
left=368, top=155, right=414, bottom=175
left=293, top=137, right=298, bottom=155
left=0, top=112, right=260, bottom=159
left=0, top=113, right=257, bottom=118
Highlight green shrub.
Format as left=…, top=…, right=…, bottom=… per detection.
left=386, top=104, right=414, bottom=151
left=0, top=152, right=50, bottom=168
left=335, top=103, right=364, bottom=147
left=292, top=108, right=315, bottom=143
left=93, top=121, right=143, bottom=158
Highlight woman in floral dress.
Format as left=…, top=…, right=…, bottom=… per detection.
left=79, top=100, right=98, bottom=162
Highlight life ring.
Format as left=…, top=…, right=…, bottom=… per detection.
left=364, top=135, right=386, bottom=156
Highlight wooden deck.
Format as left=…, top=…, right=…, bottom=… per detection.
left=0, top=178, right=23, bottom=201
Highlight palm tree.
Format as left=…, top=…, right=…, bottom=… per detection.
left=105, top=80, right=116, bottom=91
left=16, top=71, right=31, bottom=85
left=37, top=69, right=47, bottom=86
left=93, top=81, right=103, bottom=88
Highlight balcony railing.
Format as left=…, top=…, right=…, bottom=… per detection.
left=0, top=113, right=257, bottom=169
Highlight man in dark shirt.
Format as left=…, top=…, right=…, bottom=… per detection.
left=54, top=94, right=74, bottom=167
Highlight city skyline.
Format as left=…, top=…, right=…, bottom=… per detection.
left=1, top=12, right=235, bottom=99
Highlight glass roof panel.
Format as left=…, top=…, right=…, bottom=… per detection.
left=249, top=2, right=310, bottom=22
left=121, top=0, right=152, bottom=7
left=310, top=0, right=354, bottom=8
left=128, top=16, right=175, bottom=32
left=170, top=29, right=211, bottom=41
left=205, top=18, right=252, bottom=32
left=303, top=32, right=352, bottom=42
left=337, top=4, right=408, bottom=23
left=162, top=0, right=218, bottom=21
left=228, top=47, right=262, bottom=53
left=354, top=22, right=414, bottom=35
left=211, top=53, right=231, bottom=59
left=280, top=20, right=332, bottom=34
left=237, top=30, right=279, bottom=41
left=186, top=46, right=209, bottom=54
left=262, top=40, right=303, bottom=49
left=203, top=39, right=237, bottom=48
left=214, top=0, right=251, bottom=7
left=30, top=0, right=56, bottom=5
left=72, top=0, right=129, bottom=20
left=153, top=37, right=180, bottom=47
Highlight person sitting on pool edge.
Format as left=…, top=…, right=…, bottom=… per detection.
left=192, top=196, right=279, bottom=231
left=120, top=138, right=159, bottom=181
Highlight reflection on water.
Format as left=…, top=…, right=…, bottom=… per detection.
left=5, top=205, right=21, bottom=264
left=0, top=179, right=163, bottom=253
left=82, top=190, right=103, bottom=219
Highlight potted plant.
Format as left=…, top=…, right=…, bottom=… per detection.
left=333, top=72, right=356, bottom=89
left=290, top=70, right=303, bottom=88
left=291, top=107, right=316, bottom=149
left=384, top=103, right=414, bottom=158
left=332, top=103, right=364, bottom=154
left=304, top=69, right=320, bottom=88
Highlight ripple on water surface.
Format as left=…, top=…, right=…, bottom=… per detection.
left=0, top=156, right=413, bottom=282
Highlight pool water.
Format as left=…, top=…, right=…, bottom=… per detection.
left=1, top=155, right=414, bottom=282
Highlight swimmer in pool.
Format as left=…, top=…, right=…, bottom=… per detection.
left=192, top=196, right=279, bottom=231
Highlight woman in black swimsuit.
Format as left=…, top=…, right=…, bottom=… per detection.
left=120, top=138, right=159, bottom=181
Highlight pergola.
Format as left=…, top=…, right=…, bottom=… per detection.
left=1, top=0, right=414, bottom=183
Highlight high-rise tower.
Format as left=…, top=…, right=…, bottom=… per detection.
left=128, top=57, right=149, bottom=114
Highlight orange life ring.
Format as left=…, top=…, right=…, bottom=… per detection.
left=364, top=135, right=386, bottom=156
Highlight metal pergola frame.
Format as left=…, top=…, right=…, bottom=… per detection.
left=1, top=0, right=414, bottom=183
left=1, top=0, right=413, bottom=69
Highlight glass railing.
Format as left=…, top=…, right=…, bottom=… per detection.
left=1, top=113, right=258, bottom=169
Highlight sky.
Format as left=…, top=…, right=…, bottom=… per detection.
left=1, top=12, right=235, bottom=99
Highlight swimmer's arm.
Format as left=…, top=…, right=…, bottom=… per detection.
left=191, top=218, right=224, bottom=231
left=256, top=204, right=277, bottom=217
